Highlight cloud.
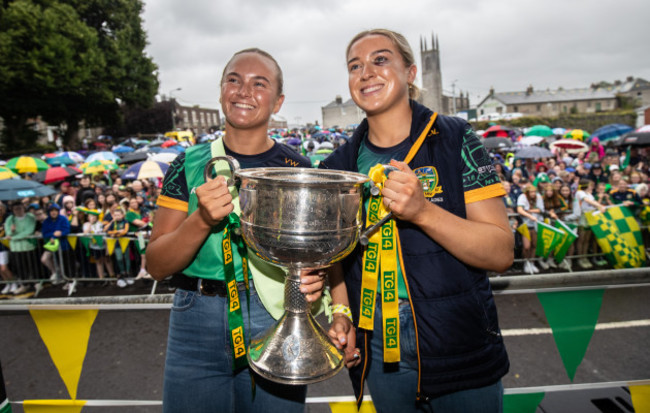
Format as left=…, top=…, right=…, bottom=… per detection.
left=142, top=0, right=650, bottom=125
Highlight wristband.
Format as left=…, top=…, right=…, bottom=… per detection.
left=331, top=303, right=353, bottom=323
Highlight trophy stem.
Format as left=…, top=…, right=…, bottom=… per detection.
left=284, top=268, right=310, bottom=314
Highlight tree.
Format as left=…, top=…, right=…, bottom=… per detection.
left=0, top=0, right=104, bottom=150
left=0, top=0, right=158, bottom=149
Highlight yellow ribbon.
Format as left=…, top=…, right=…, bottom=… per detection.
left=358, top=112, right=438, bottom=363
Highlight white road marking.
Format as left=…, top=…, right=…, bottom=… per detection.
left=502, top=319, right=650, bottom=336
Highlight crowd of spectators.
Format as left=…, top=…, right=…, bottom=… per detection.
left=499, top=138, right=650, bottom=274
left=0, top=170, right=160, bottom=296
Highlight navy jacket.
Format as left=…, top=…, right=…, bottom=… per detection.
left=320, top=101, right=509, bottom=403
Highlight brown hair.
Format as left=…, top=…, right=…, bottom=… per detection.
left=221, top=48, right=284, bottom=96
left=346, top=29, right=420, bottom=99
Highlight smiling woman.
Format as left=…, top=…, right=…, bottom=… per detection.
left=146, top=48, right=322, bottom=413
left=321, top=29, right=513, bottom=413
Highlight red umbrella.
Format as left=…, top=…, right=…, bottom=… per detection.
left=161, top=139, right=178, bottom=148
left=33, top=166, right=82, bottom=184
left=482, top=125, right=514, bottom=139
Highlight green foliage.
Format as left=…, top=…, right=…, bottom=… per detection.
left=0, top=0, right=158, bottom=149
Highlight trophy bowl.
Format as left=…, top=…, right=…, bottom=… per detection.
left=204, top=157, right=368, bottom=384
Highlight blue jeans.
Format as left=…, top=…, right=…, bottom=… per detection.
left=162, top=284, right=306, bottom=413
left=366, top=300, right=503, bottom=413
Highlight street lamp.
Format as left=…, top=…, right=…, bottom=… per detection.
left=451, top=80, right=458, bottom=115
left=169, top=87, right=182, bottom=130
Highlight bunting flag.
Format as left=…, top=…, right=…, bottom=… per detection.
left=535, top=222, right=564, bottom=258
left=537, top=290, right=604, bottom=381
left=92, top=235, right=104, bottom=248
left=517, top=223, right=531, bottom=241
left=503, top=393, right=545, bottom=413
left=118, top=238, right=130, bottom=254
left=23, top=400, right=86, bottom=413
left=29, top=309, right=99, bottom=399
left=105, top=238, right=117, bottom=256
left=0, top=239, right=9, bottom=249
left=585, top=206, right=645, bottom=268
left=79, top=237, right=90, bottom=256
left=630, top=384, right=650, bottom=413
left=329, top=401, right=377, bottom=413
left=0, top=359, right=12, bottom=413
left=553, top=220, right=578, bottom=263
left=66, top=236, right=77, bottom=251
left=137, top=232, right=147, bottom=254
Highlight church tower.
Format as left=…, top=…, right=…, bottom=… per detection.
left=419, top=33, right=443, bottom=112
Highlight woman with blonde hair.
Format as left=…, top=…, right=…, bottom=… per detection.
left=322, top=29, right=512, bottom=412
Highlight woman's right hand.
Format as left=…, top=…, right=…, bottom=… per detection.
left=328, top=315, right=361, bottom=368
left=195, top=175, right=234, bottom=227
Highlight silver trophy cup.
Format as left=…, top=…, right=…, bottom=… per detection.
left=204, top=156, right=368, bottom=384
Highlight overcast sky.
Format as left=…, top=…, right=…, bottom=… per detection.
left=141, top=0, right=650, bottom=126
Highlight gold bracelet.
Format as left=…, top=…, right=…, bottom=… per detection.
left=331, top=303, right=353, bottom=323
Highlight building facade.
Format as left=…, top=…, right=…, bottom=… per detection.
left=172, top=102, right=221, bottom=135
left=476, top=77, right=650, bottom=119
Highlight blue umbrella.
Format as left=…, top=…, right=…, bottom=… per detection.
left=86, top=151, right=120, bottom=163
left=0, top=179, right=57, bottom=201
left=46, top=156, right=77, bottom=166
left=113, top=145, right=135, bottom=154
left=591, top=124, right=634, bottom=143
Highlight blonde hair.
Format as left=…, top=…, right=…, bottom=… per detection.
left=346, top=29, right=420, bottom=99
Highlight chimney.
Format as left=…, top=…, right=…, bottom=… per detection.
left=627, top=76, right=634, bottom=82
left=526, top=85, right=534, bottom=96
left=489, top=86, right=495, bottom=96
left=335, top=95, right=343, bottom=105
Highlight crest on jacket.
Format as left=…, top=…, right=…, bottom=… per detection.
left=414, top=166, right=443, bottom=198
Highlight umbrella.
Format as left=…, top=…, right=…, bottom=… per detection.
left=637, top=125, right=650, bottom=133
left=549, top=139, right=589, bottom=154
left=315, top=148, right=333, bottom=155
left=552, top=127, right=566, bottom=136
left=33, top=166, right=82, bottom=184
left=615, top=132, right=650, bottom=147
left=80, top=160, right=119, bottom=174
left=591, top=123, right=634, bottom=143
left=148, top=138, right=166, bottom=147
left=0, top=166, right=18, bottom=180
left=161, top=139, right=178, bottom=148
left=563, top=129, right=590, bottom=141
left=482, top=137, right=514, bottom=150
left=517, top=136, right=545, bottom=146
left=57, top=151, right=85, bottom=163
left=121, top=160, right=169, bottom=180
left=482, top=125, right=514, bottom=139
left=112, top=145, right=135, bottom=154
left=161, top=145, right=185, bottom=153
left=86, top=151, right=120, bottom=163
left=524, top=125, right=554, bottom=137
left=149, top=152, right=179, bottom=164
left=5, top=156, right=50, bottom=174
left=514, top=146, right=553, bottom=159
left=45, top=156, right=77, bottom=166
left=0, top=179, right=57, bottom=201
left=286, top=138, right=302, bottom=146
left=318, top=141, right=334, bottom=149
left=117, top=152, right=149, bottom=165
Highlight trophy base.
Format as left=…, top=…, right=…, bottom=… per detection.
left=247, top=311, right=344, bottom=385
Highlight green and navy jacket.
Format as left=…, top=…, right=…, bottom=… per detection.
left=320, top=100, right=509, bottom=403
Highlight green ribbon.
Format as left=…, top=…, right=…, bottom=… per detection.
left=222, top=213, right=251, bottom=370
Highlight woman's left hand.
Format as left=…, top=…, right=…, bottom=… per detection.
left=381, top=160, right=427, bottom=223
left=299, top=268, right=326, bottom=302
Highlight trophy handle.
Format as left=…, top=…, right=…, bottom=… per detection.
left=203, top=155, right=241, bottom=186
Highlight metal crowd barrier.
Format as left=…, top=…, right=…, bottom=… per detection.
left=0, top=232, right=156, bottom=297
